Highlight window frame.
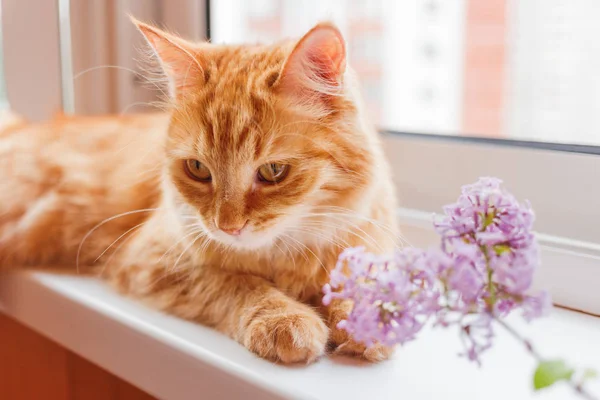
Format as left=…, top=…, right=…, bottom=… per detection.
left=381, top=133, right=600, bottom=315
left=381, top=133, right=600, bottom=244
left=1, top=0, right=597, bottom=314
left=206, top=0, right=600, bottom=244
left=206, top=0, right=600, bottom=315
left=1, top=0, right=64, bottom=121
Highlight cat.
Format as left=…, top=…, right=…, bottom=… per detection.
left=0, top=18, right=399, bottom=363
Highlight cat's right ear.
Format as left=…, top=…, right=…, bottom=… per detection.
left=276, top=22, right=346, bottom=116
left=131, top=17, right=205, bottom=97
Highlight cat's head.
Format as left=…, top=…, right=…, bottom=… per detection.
left=135, top=19, right=379, bottom=250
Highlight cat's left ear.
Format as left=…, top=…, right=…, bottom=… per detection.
left=131, top=17, right=205, bottom=97
left=277, top=23, right=346, bottom=112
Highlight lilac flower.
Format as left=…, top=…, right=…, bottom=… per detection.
left=324, top=177, right=552, bottom=363
left=460, top=314, right=494, bottom=365
left=435, top=177, right=535, bottom=252
left=491, top=247, right=538, bottom=295
left=493, top=298, right=516, bottom=317
left=442, top=241, right=487, bottom=304
left=522, top=290, right=552, bottom=322
left=324, top=247, right=440, bottom=346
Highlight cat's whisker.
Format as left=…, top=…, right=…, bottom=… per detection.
left=97, top=231, right=141, bottom=278
left=218, top=241, right=237, bottom=269
left=113, top=132, right=165, bottom=156
left=302, top=218, right=402, bottom=253
left=303, top=209, right=409, bottom=247
left=272, top=241, right=287, bottom=260
left=76, top=208, right=160, bottom=273
left=73, top=64, right=170, bottom=99
left=100, top=220, right=202, bottom=273
left=299, top=224, right=378, bottom=252
left=158, top=226, right=204, bottom=264
left=192, top=236, right=212, bottom=262
left=279, top=234, right=308, bottom=264
left=113, top=170, right=163, bottom=189
left=313, top=205, right=400, bottom=235
left=148, top=232, right=205, bottom=287
left=286, top=229, right=339, bottom=250
left=298, top=216, right=384, bottom=252
left=276, top=237, right=297, bottom=269
left=179, top=215, right=202, bottom=225
left=280, top=233, right=327, bottom=275
left=94, top=221, right=146, bottom=263
left=277, top=207, right=395, bottom=248
left=283, top=240, right=297, bottom=269
left=150, top=235, right=210, bottom=289
left=102, top=223, right=201, bottom=283
left=98, top=220, right=183, bottom=277
left=126, top=164, right=164, bottom=179
left=73, top=65, right=142, bottom=81
left=171, top=231, right=206, bottom=272
left=119, top=100, right=164, bottom=115
left=286, top=226, right=350, bottom=249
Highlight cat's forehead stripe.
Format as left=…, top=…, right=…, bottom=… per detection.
left=190, top=47, right=285, bottom=157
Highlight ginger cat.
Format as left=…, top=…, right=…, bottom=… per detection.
left=0, top=19, right=398, bottom=363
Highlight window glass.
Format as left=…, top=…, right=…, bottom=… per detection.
left=211, top=0, right=600, bottom=146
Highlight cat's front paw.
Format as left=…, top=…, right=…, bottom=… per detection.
left=331, top=330, right=395, bottom=362
left=326, top=300, right=395, bottom=362
left=243, top=303, right=329, bottom=364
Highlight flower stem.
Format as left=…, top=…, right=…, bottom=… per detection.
left=482, top=246, right=497, bottom=308
left=487, top=267, right=496, bottom=306
left=493, top=317, right=598, bottom=400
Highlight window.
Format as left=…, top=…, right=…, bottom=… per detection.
left=209, top=2, right=600, bottom=229
left=212, top=0, right=600, bottom=147
left=1, top=0, right=597, bottom=314
left=210, top=0, right=600, bottom=315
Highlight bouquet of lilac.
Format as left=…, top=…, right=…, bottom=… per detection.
left=323, top=178, right=597, bottom=399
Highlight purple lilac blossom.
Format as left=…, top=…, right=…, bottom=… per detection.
left=323, top=247, right=440, bottom=346
left=324, top=177, right=552, bottom=363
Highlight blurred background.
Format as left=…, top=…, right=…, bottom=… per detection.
left=2, top=0, right=599, bottom=146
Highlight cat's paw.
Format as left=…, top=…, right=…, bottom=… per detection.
left=243, top=305, right=329, bottom=364
left=325, top=301, right=395, bottom=362
left=331, top=332, right=395, bottom=362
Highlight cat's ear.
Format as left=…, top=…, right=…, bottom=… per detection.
left=131, top=17, right=205, bottom=97
left=277, top=22, right=346, bottom=112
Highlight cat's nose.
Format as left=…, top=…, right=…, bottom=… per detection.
left=217, top=220, right=247, bottom=236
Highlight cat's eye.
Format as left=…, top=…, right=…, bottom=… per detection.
left=257, top=163, right=289, bottom=183
left=184, top=159, right=212, bottom=182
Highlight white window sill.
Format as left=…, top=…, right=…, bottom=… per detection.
left=1, top=212, right=599, bottom=399
left=0, top=268, right=598, bottom=400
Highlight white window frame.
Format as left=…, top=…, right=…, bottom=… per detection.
left=382, top=133, right=600, bottom=315
left=1, top=0, right=598, bottom=315
left=1, top=0, right=63, bottom=121
left=1, top=0, right=207, bottom=119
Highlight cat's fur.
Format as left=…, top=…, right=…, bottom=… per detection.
left=0, top=20, right=398, bottom=363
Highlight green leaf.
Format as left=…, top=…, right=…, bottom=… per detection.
left=583, top=368, right=598, bottom=381
left=533, top=360, right=575, bottom=390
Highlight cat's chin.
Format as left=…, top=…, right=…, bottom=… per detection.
left=209, top=229, right=276, bottom=251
